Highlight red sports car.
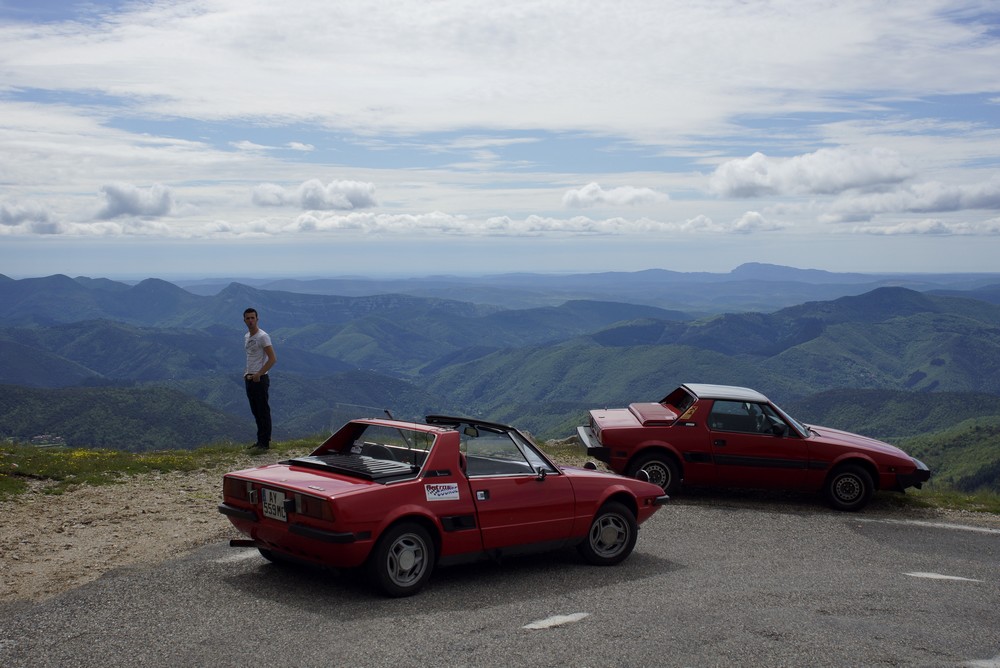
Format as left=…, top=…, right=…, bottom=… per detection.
left=219, top=415, right=668, bottom=596
left=577, top=383, right=931, bottom=512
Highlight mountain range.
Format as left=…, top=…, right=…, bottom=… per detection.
left=2, top=265, right=999, bottom=493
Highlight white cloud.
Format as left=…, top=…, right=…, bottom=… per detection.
left=562, top=182, right=669, bottom=208
left=230, top=140, right=269, bottom=151
left=854, top=217, right=1000, bottom=236
left=821, top=176, right=1000, bottom=223
left=251, top=179, right=378, bottom=210
left=731, top=211, right=784, bottom=234
left=3, top=1, right=997, bottom=139
left=710, top=147, right=914, bottom=197
left=0, top=199, right=54, bottom=226
left=96, top=183, right=176, bottom=219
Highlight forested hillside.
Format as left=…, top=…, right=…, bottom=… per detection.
left=2, top=268, right=999, bottom=491
left=0, top=385, right=253, bottom=450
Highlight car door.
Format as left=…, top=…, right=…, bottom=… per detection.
left=462, top=428, right=575, bottom=550
left=707, top=400, right=811, bottom=489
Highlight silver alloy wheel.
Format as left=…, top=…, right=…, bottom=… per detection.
left=385, top=531, right=429, bottom=587
left=588, top=511, right=630, bottom=559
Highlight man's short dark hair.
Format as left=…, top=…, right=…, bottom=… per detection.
left=244, top=308, right=258, bottom=317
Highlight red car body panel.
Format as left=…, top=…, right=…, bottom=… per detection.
left=220, top=417, right=666, bottom=575
left=578, top=383, right=930, bottom=509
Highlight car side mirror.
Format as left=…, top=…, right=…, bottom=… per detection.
left=772, top=423, right=788, bottom=437
left=536, top=467, right=547, bottom=481
left=635, top=469, right=651, bottom=483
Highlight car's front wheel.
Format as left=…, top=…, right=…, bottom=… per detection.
left=368, top=522, right=436, bottom=597
left=577, top=502, right=638, bottom=566
left=825, top=464, right=874, bottom=512
left=627, top=452, right=680, bottom=494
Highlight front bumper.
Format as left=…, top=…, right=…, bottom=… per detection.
left=577, top=425, right=610, bottom=463
left=895, top=457, right=931, bottom=491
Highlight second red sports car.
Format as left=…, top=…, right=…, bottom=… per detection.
left=577, top=383, right=930, bottom=511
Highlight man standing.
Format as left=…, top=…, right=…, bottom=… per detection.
left=243, top=307, right=276, bottom=450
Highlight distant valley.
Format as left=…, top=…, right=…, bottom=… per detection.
left=2, top=264, right=999, bottom=493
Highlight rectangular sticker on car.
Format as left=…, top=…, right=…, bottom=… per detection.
left=425, top=483, right=460, bottom=501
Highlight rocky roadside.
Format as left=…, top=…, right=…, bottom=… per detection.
left=0, top=456, right=268, bottom=605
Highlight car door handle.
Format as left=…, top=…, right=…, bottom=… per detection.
left=476, top=490, right=490, bottom=501
left=713, top=440, right=726, bottom=447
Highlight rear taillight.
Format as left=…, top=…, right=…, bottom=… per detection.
left=223, top=477, right=254, bottom=502
left=294, top=493, right=335, bottom=522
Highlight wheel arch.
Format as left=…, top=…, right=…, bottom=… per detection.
left=627, top=442, right=683, bottom=474
left=599, top=490, right=640, bottom=520
left=374, top=509, right=443, bottom=555
left=825, top=455, right=878, bottom=488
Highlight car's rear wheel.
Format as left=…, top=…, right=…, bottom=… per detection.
left=627, top=452, right=680, bottom=495
left=825, top=464, right=874, bottom=512
left=577, top=502, right=638, bottom=566
left=368, top=522, right=436, bottom=597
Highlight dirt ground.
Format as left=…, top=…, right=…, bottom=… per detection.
left=3, top=456, right=1000, bottom=605
left=0, top=457, right=261, bottom=605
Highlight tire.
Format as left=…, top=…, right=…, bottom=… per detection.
left=367, top=522, right=436, bottom=597
left=627, top=452, right=680, bottom=495
left=577, top=502, right=638, bottom=566
left=825, top=464, right=874, bottom=512
left=258, top=548, right=289, bottom=565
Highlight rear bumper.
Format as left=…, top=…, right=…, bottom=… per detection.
left=218, top=502, right=257, bottom=522
left=895, top=458, right=931, bottom=491
left=218, top=503, right=362, bottom=543
left=577, top=425, right=610, bottom=463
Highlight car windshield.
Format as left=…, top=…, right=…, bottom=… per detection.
left=773, top=405, right=811, bottom=437
left=458, top=423, right=557, bottom=477
left=348, top=423, right=435, bottom=465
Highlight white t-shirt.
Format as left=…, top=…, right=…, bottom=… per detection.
left=244, top=329, right=273, bottom=375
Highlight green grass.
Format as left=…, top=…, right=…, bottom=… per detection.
left=3, top=438, right=999, bottom=517
left=904, top=485, right=1000, bottom=514
left=0, top=437, right=320, bottom=499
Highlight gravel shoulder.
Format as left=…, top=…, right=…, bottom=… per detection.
left=0, top=457, right=265, bottom=604
left=3, top=458, right=999, bottom=605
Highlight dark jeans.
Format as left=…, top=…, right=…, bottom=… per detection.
left=245, top=374, right=272, bottom=448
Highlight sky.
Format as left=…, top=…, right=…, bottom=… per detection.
left=1, top=0, right=999, bottom=280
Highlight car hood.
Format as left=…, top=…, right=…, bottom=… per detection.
left=560, top=464, right=666, bottom=495
left=806, top=425, right=911, bottom=459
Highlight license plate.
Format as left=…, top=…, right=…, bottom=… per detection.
left=261, top=488, right=287, bottom=522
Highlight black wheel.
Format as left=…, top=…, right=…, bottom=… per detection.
left=825, top=464, right=874, bottom=512
left=577, top=502, right=638, bottom=566
left=367, top=523, right=436, bottom=597
left=627, top=452, right=680, bottom=495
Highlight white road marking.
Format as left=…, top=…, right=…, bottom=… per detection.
left=214, top=549, right=262, bottom=564
left=966, top=654, right=1000, bottom=668
left=905, top=572, right=983, bottom=582
left=523, top=612, right=590, bottom=630
left=856, top=518, right=1000, bottom=535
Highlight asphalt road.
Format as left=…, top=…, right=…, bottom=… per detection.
left=3, top=494, right=999, bottom=668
